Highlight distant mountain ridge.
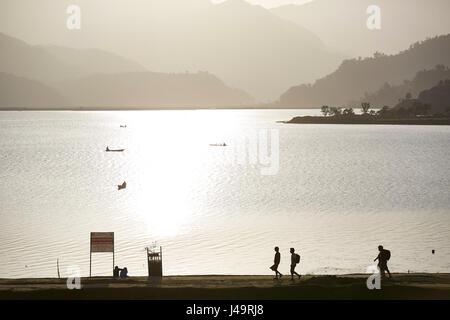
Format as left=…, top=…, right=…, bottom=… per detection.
left=57, top=71, right=253, bottom=108
left=416, top=80, right=450, bottom=115
left=271, top=0, right=450, bottom=57
left=0, top=33, right=146, bottom=85
left=0, top=32, right=253, bottom=108
left=0, top=73, right=68, bottom=108
left=0, top=0, right=345, bottom=101
left=354, top=65, right=450, bottom=107
left=393, top=80, right=450, bottom=115
left=279, top=34, right=450, bottom=108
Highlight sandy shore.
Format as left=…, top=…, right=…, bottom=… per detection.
left=1, top=274, right=449, bottom=300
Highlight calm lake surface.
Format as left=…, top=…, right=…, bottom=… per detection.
left=0, top=109, right=449, bottom=278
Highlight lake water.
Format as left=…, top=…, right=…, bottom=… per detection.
left=0, top=109, right=449, bottom=278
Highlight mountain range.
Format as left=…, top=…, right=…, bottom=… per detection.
left=0, top=73, right=68, bottom=108
left=0, top=0, right=344, bottom=101
left=271, top=0, right=450, bottom=57
left=1, top=1, right=449, bottom=108
left=0, top=32, right=253, bottom=108
left=279, top=34, right=450, bottom=108
left=393, top=80, right=450, bottom=115
left=354, top=65, right=450, bottom=108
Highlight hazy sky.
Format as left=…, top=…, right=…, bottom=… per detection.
left=211, top=0, right=312, bottom=8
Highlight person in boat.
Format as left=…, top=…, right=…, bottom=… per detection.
left=106, top=146, right=110, bottom=151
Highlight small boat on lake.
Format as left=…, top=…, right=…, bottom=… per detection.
left=210, top=143, right=227, bottom=147
left=120, top=125, right=127, bottom=128
left=106, top=147, right=125, bottom=152
left=118, top=181, right=127, bottom=190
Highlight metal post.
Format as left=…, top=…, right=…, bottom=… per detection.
left=89, top=251, right=92, bottom=277
left=160, top=246, right=163, bottom=277
left=146, top=247, right=149, bottom=277
left=112, top=239, right=115, bottom=276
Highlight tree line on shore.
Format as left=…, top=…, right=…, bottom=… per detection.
left=320, top=98, right=449, bottom=119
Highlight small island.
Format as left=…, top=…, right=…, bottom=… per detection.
left=281, top=99, right=450, bottom=125
left=284, top=80, right=450, bottom=125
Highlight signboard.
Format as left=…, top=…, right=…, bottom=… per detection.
left=90, top=232, right=115, bottom=277
left=90, top=232, right=114, bottom=253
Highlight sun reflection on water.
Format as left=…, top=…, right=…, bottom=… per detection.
left=124, top=110, right=240, bottom=237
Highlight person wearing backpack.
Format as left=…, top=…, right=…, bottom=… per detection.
left=374, top=245, right=392, bottom=278
left=289, top=248, right=301, bottom=281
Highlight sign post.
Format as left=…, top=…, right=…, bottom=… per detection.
left=90, top=232, right=114, bottom=277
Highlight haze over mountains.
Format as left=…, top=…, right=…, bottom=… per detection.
left=271, top=0, right=450, bottom=57
left=0, top=0, right=344, bottom=101
left=0, top=33, right=146, bottom=85
left=0, top=33, right=253, bottom=108
left=0, top=73, right=68, bottom=108
left=393, top=80, right=450, bottom=116
left=1, top=0, right=449, bottom=109
left=279, top=35, right=450, bottom=108
left=355, top=65, right=450, bottom=108
left=57, top=71, right=253, bottom=108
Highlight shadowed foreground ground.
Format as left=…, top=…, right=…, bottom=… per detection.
left=1, top=274, right=449, bottom=300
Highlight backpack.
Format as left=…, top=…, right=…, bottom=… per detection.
left=383, top=250, right=391, bottom=261
left=295, top=253, right=300, bottom=264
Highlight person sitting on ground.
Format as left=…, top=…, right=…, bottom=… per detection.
left=374, top=245, right=392, bottom=278
left=119, top=267, right=128, bottom=278
left=113, top=266, right=122, bottom=278
left=270, top=247, right=283, bottom=279
left=290, top=248, right=301, bottom=281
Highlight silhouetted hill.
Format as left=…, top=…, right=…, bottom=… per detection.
left=418, top=80, right=450, bottom=114
left=354, top=65, right=450, bottom=107
left=0, top=33, right=254, bottom=108
left=39, top=45, right=146, bottom=77
left=0, top=0, right=344, bottom=101
left=279, top=35, right=450, bottom=108
left=0, top=73, right=67, bottom=108
left=56, top=71, right=253, bottom=108
left=271, top=0, right=450, bottom=57
left=394, top=80, right=450, bottom=115
left=0, top=32, right=146, bottom=85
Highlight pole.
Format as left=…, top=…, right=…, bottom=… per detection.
left=146, top=247, right=149, bottom=277
left=57, top=258, right=60, bottom=279
left=89, top=248, right=92, bottom=278
left=112, top=239, right=115, bottom=276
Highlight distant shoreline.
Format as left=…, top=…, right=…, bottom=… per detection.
left=1, top=274, right=449, bottom=300
left=0, top=106, right=318, bottom=111
left=282, top=116, right=450, bottom=125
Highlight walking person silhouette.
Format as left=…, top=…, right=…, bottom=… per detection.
left=290, top=248, right=301, bottom=281
left=270, top=247, right=283, bottom=279
left=374, top=245, right=392, bottom=278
